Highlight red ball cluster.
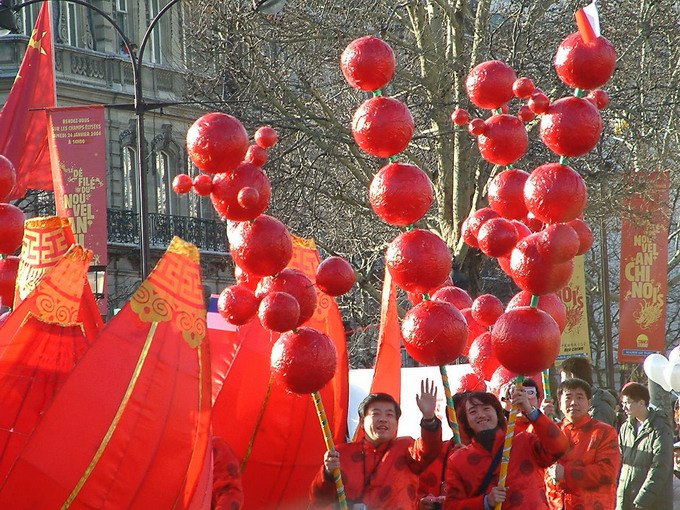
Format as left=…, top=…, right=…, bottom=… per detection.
left=0, top=155, right=22, bottom=308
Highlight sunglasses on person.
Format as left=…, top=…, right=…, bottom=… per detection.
left=502, top=385, right=538, bottom=400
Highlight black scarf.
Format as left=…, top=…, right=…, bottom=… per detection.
left=475, top=428, right=498, bottom=452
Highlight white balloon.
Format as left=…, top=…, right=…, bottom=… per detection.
left=643, top=353, right=672, bottom=391
left=665, top=363, right=680, bottom=392
left=669, top=346, right=680, bottom=367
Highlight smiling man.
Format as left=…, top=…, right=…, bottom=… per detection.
left=544, top=378, right=621, bottom=509
left=309, top=379, right=442, bottom=510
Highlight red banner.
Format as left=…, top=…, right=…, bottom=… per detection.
left=47, top=105, right=108, bottom=314
left=618, top=172, right=670, bottom=362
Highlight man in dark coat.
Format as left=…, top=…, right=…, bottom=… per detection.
left=617, top=382, right=673, bottom=510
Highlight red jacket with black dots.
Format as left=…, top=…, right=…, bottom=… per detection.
left=444, top=413, right=568, bottom=510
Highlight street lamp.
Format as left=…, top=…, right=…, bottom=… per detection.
left=87, top=265, right=107, bottom=300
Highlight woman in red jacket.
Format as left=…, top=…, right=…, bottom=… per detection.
left=444, top=388, right=568, bottom=510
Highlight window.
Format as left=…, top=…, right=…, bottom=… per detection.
left=155, top=150, right=170, bottom=214
left=20, top=4, right=41, bottom=36
left=65, top=3, right=81, bottom=47
left=122, top=146, right=137, bottom=210
left=148, top=0, right=163, bottom=64
left=115, top=0, right=129, bottom=55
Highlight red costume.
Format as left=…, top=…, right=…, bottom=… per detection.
left=212, top=437, right=244, bottom=510
left=445, top=413, right=568, bottom=509
left=545, top=416, right=620, bottom=510
left=309, top=421, right=442, bottom=509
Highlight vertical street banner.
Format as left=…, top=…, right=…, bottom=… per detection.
left=557, top=255, right=591, bottom=361
left=47, top=105, right=108, bottom=314
left=618, top=171, right=670, bottom=362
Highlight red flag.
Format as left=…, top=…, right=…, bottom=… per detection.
left=370, top=270, right=403, bottom=400
left=0, top=2, right=56, bottom=199
left=575, top=1, right=600, bottom=43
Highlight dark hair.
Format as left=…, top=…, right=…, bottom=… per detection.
left=358, top=393, right=401, bottom=420
left=557, top=378, right=593, bottom=401
left=560, top=357, right=593, bottom=385
left=621, top=382, right=650, bottom=406
left=458, top=392, right=506, bottom=439
left=522, top=377, right=541, bottom=401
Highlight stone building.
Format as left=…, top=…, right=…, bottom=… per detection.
left=0, top=1, right=233, bottom=315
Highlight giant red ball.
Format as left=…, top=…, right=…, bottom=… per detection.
left=555, top=32, right=617, bottom=90
left=315, top=256, right=356, bottom=296
left=210, top=163, right=271, bottom=221
left=432, top=285, right=473, bottom=310
left=256, top=268, right=317, bottom=327
left=0, top=204, right=25, bottom=255
left=471, top=294, right=505, bottom=327
left=477, top=114, right=529, bottom=166
left=402, top=299, right=468, bottom=366
left=187, top=113, right=249, bottom=174
left=540, top=96, right=602, bottom=157
left=369, top=162, right=433, bottom=226
left=352, top=97, right=414, bottom=157
left=468, top=332, right=501, bottom=381
left=506, top=290, right=567, bottom=333
left=477, top=217, right=519, bottom=258
left=460, top=307, right=488, bottom=356
left=217, top=285, right=259, bottom=326
left=491, top=307, right=561, bottom=374
left=466, top=60, right=517, bottom=110
left=271, top=327, right=338, bottom=394
left=567, top=218, right=594, bottom=255
left=488, top=169, right=530, bottom=220
left=229, top=215, right=292, bottom=276
left=0, top=255, right=19, bottom=308
left=386, top=229, right=452, bottom=294
left=537, top=223, right=580, bottom=264
left=258, top=291, right=300, bottom=332
left=524, top=163, right=587, bottom=224
left=0, top=155, right=17, bottom=202
left=510, top=233, right=575, bottom=295
left=340, top=36, right=396, bottom=91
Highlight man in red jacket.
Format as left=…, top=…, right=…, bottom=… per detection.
left=444, top=387, right=568, bottom=509
left=309, top=379, right=442, bottom=510
left=543, top=378, right=620, bottom=509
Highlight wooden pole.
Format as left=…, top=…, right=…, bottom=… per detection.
left=439, top=365, right=461, bottom=443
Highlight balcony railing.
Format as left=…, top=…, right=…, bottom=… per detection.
left=108, top=209, right=228, bottom=253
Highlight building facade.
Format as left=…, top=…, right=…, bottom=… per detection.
left=0, top=0, right=233, bottom=315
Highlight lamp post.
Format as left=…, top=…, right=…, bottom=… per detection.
left=1, top=0, right=180, bottom=279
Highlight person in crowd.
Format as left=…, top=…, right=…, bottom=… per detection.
left=211, top=436, right=244, bottom=510
left=500, top=378, right=542, bottom=434
left=417, top=392, right=469, bottom=510
left=616, top=382, right=673, bottom=510
left=309, top=380, right=442, bottom=510
left=560, top=357, right=617, bottom=427
left=543, top=378, right=620, bottom=509
left=444, top=388, right=568, bottom=510
left=673, top=441, right=680, bottom=506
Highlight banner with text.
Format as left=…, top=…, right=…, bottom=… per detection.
left=556, top=255, right=591, bottom=362
left=619, top=171, right=670, bottom=362
left=47, top=105, right=108, bottom=314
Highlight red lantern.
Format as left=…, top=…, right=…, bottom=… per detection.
left=488, top=168, right=530, bottom=220
left=369, top=162, right=433, bottom=226
left=217, top=285, right=259, bottom=326
left=451, top=372, right=487, bottom=394
left=254, top=126, right=278, bottom=149
left=234, top=265, right=261, bottom=291
left=315, top=256, right=356, bottom=297
left=491, top=307, right=561, bottom=374
left=340, top=36, right=396, bottom=91
left=567, top=218, right=594, bottom=255
left=468, top=118, right=486, bottom=136
left=466, top=60, right=517, bottom=110
left=506, top=290, right=567, bottom=333
left=468, top=332, right=501, bottom=381
left=462, top=208, right=500, bottom=248
left=401, top=300, right=468, bottom=366
left=172, top=174, right=193, bottom=194
left=192, top=174, right=213, bottom=196
left=555, top=32, right=617, bottom=90
left=0, top=155, right=17, bottom=202
left=460, top=307, right=488, bottom=356
left=210, top=163, right=272, bottom=221
left=587, top=89, right=609, bottom=110
left=271, top=327, right=338, bottom=394
left=540, top=96, right=602, bottom=157
left=451, top=108, right=470, bottom=126
left=517, top=105, right=535, bottom=123
left=0, top=204, right=25, bottom=255
left=537, top=223, right=580, bottom=264
left=386, top=229, right=452, bottom=294
left=528, top=91, right=550, bottom=114
left=0, top=256, right=19, bottom=307
left=477, top=217, right=519, bottom=258
left=524, top=163, right=587, bottom=224
left=230, top=215, right=292, bottom=277
left=187, top=112, right=249, bottom=174
left=352, top=97, right=414, bottom=157
left=244, top=145, right=268, bottom=166
left=512, top=78, right=535, bottom=99
left=510, top=233, right=575, bottom=295
left=258, top=291, right=300, bottom=333
left=477, top=115, right=529, bottom=166
left=471, top=294, right=504, bottom=327
left=256, top=268, right=317, bottom=327
left=432, top=285, right=473, bottom=311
